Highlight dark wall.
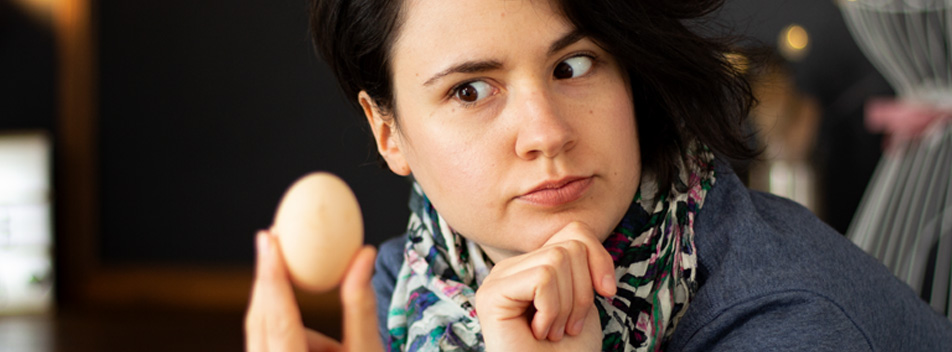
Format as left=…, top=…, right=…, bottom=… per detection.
left=0, top=1, right=55, bottom=131
left=96, top=0, right=410, bottom=264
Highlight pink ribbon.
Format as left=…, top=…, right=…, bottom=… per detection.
left=865, top=98, right=952, bottom=148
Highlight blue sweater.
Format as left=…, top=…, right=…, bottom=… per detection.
left=372, top=165, right=952, bottom=350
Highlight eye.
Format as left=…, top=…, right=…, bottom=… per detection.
left=553, top=55, right=594, bottom=79
left=453, top=80, right=494, bottom=104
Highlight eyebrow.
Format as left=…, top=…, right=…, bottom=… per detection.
left=422, top=29, right=586, bottom=87
left=423, top=60, right=503, bottom=87
left=547, top=29, right=585, bottom=56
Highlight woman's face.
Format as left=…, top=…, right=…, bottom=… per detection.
left=364, top=0, right=641, bottom=261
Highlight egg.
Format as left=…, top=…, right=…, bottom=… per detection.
left=270, top=172, right=363, bottom=292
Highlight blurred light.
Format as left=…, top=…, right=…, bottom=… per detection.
left=0, top=135, right=49, bottom=205
left=0, top=132, right=53, bottom=316
left=12, top=0, right=58, bottom=11
left=786, top=25, right=809, bottom=49
left=11, top=0, right=59, bottom=23
left=779, top=24, right=810, bottom=61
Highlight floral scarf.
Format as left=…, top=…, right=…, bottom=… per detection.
left=386, top=150, right=715, bottom=351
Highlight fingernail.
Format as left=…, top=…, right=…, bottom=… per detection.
left=256, top=231, right=270, bottom=257
left=602, top=274, right=617, bottom=296
left=572, top=319, right=585, bottom=335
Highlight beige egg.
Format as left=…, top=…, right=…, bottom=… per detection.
left=271, top=172, right=363, bottom=292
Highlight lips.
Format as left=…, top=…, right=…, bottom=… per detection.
left=517, top=176, right=593, bottom=207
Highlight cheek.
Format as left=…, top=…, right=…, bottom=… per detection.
left=442, top=145, right=505, bottom=211
left=588, top=84, right=641, bottom=198
left=401, top=120, right=501, bottom=202
left=590, top=86, right=638, bottom=152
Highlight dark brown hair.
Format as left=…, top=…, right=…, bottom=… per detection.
left=310, top=0, right=757, bottom=196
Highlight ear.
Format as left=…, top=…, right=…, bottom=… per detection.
left=359, top=91, right=411, bottom=176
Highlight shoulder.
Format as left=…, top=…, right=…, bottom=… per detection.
left=373, top=234, right=405, bottom=301
left=670, top=163, right=952, bottom=351
left=372, top=234, right=406, bottom=345
left=375, top=235, right=406, bottom=277
left=673, top=289, right=872, bottom=352
left=373, top=234, right=405, bottom=302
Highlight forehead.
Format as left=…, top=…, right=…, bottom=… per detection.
left=391, top=0, right=572, bottom=76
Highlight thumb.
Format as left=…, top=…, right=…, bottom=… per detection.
left=339, top=246, right=385, bottom=352
left=246, top=231, right=308, bottom=352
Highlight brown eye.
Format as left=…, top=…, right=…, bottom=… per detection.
left=553, top=56, right=594, bottom=79
left=554, top=62, right=574, bottom=79
left=453, top=80, right=493, bottom=104
left=458, top=84, right=478, bottom=102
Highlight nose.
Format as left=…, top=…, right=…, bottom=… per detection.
left=513, top=89, right=577, bottom=160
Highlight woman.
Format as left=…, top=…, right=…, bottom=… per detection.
left=246, top=0, right=952, bottom=350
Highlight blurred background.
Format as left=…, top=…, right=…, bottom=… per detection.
left=0, top=0, right=891, bottom=350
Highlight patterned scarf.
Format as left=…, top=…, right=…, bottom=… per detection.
left=386, top=150, right=715, bottom=351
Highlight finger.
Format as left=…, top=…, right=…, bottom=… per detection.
left=524, top=265, right=562, bottom=341
left=484, top=249, right=570, bottom=340
left=340, top=246, right=385, bottom=352
left=546, top=222, right=617, bottom=297
left=475, top=263, right=565, bottom=341
left=544, top=247, right=573, bottom=342
left=246, top=231, right=308, bottom=352
left=245, top=232, right=270, bottom=351
left=305, top=329, right=342, bottom=352
left=560, top=240, right=595, bottom=337
left=587, top=241, right=617, bottom=298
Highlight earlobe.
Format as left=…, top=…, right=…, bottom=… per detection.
left=358, top=91, right=411, bottom=176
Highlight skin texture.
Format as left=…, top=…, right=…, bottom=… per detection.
left=247, top=0, right=639, bottom=350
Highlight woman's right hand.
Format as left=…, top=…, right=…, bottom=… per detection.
left=244, top=230, right=384, bottom=352
left=475, top=222, right=616, bottom=351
